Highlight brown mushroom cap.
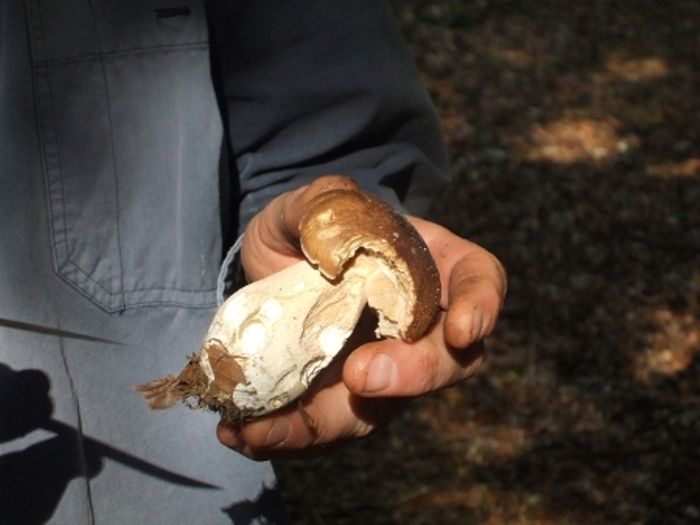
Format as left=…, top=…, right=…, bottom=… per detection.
left=299, top=188, right=441, bottom=341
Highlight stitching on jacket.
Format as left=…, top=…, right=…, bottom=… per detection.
left=28, top=1, right=219, bottom=312
left=33, top=41, right=209, bottom=67
left=32, top=0, right=75, bottom=294
left=86, top=0, right=127, bottom=310
left=55, top=265, right=218, bottom=313
left=61, top=260, right=218, bottom=294
left=56, top=334, right=96, bottom=525
left=56, top=273, right=218, bottom=310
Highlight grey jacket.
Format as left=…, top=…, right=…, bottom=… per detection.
left=0, top=1, right=449, bottom=523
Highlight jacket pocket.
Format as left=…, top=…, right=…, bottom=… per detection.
left=27, top=0, right=224, bottom=311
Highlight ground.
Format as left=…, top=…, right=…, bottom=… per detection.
left=274, top=2, right=700, bottom=523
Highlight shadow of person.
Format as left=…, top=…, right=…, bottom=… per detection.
left=0, top=363, right=104, bottom=525
left=0, top=433, right=103, bottom=525
left=0, top=364, right=53, bottom=443
left=221, top=484, right=290, bottom=525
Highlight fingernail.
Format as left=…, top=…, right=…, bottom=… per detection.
left=217, top=422, right=242, bottom=449
left=263, top=418, right=291, bottom=447
left=471, top=306, right=484, bottom=342
left=365, top=354, right=398, bottom=393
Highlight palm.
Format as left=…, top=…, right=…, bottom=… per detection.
left=221, top=178, right=506, bottom=459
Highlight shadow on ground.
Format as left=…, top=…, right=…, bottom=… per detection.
left=275, top=2, right=700, bottom=523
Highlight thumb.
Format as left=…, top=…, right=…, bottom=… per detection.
left=241, top=175, right=359, bottom=281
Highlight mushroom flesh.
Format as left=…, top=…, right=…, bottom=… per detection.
left=136, top=187, right=441, bottom=421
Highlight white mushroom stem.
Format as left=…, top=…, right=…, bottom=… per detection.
left=204, top=259, right=363, bottom=417
left=194, top=253, right=405, bottom=419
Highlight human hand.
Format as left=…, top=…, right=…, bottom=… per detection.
left=217, top=176, right=507, bottom=460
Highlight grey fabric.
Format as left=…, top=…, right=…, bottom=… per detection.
left=2, top=2, right=282, bottom=523
left=217, top=234, right=245, bottom=304
left=26, top=0, right=222, bottom=312
left=209, top=0, right=450, bottom=229
left=1, top=0, right=449, bottom=523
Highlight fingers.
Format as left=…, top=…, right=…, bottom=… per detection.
left=217, top=382, right=401, bottom=461
left=241, top=175, right=358, bottom=281
left=444, top=249, right=507, bottom=348
left=343, top=312, right=485, bottom=398
left=224, top=188, right=507, bottom=460
left=408, top=217, right=507, bottom=349
left=338, top=218, right=503, bottom=400
left=217, top=319, right=484, bottom=460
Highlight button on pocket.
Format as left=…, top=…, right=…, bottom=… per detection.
left=28, top=0, right=224, bottom=311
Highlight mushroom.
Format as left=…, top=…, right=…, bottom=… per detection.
left=136, top=186, right=441, bottom=421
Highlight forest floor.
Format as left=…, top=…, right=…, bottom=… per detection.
left=274, top=2, right=700, bottom=523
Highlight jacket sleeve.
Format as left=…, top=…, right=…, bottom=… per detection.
left=209, top=0, right=451, bottom=232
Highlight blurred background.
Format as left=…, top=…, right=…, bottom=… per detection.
left=274, top=1, right=700, bottom=523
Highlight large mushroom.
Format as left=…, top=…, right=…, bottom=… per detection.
left=136, top=186, right=441, bottom=421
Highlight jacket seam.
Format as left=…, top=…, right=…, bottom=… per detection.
left=33, top=41, right=209, bottom=67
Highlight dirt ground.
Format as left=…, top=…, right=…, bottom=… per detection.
left=274, top=2, right=700, bottom=523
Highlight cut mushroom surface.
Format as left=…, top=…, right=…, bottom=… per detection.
left=136, top=186, right=441, bottom=421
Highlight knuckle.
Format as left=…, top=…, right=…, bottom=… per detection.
left=415, top=350, right=443, bottom=393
